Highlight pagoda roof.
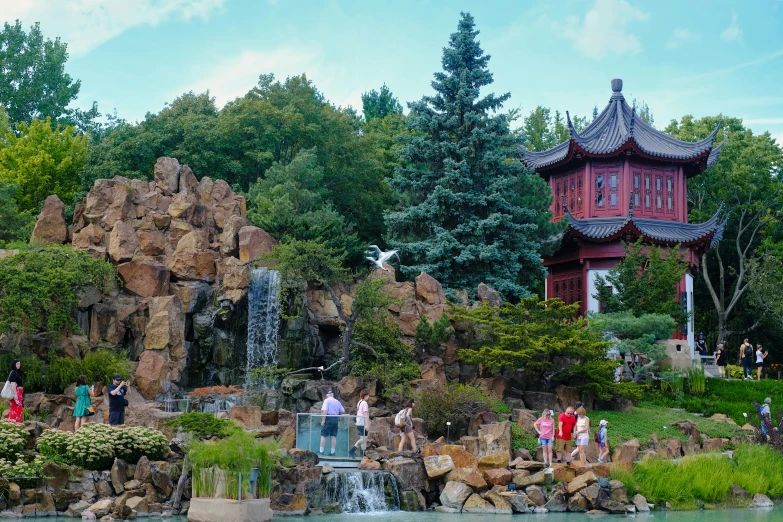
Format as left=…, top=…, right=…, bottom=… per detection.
left=520, top=79, right=724, bottom=172
left=563, top=203, right=726, bottom=249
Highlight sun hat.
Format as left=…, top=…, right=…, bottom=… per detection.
left=599, top=419, right=608, bottom=426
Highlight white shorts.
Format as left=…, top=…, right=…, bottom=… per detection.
left=576, top=437, right=589, bottom=446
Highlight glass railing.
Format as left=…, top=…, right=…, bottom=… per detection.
left=296, top=413, right=366, bottom=460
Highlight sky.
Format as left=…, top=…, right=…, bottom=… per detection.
left=2, top=0, right=783, bottom=144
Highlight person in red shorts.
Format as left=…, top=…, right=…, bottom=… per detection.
left=556, top=406, right=577, bottom=465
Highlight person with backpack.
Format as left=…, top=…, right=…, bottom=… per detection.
left=760, top=397, right=772, bottom=438
left=533, top=409, right=555, bottom=468
left=596, top=420, right=610, bottom=463
left=574, top=406, right=590, bottom=463
left=349, top=390, right=370, bottom=459
left=319, top=390, right=345, bottom=456
left=740, top=339, right=754, bottom=379
left=396, top=399, right=418, bottom=454
left=3, top=360, right=24, bottom=423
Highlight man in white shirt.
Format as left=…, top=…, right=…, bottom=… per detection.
left=319, top=390, right=345, bottom=456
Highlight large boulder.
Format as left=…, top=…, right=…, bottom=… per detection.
left=567, top=493, right=589, bottom=512
left=525, top=485, right=547, bottom=506
left=477, top=452, right=509, bottom=470
left=478, top=421, right=512, bottom=458
left=522, top=391, right=559, bottom=412
left=238, top=226, right=276, bottom=262
left=230, top=405, right=264, bottom=429
left=418, top=357, right=447, bottom=386
left=117, top=259, right=170, bottom=298
left=632, top=494, right=650, bottom=512
left=383, top=458, right=427, bottom=492
left=567, top=470, right=597, bottom=494
left=72, top=223, right=105, bottom=249
left=134, top=350, right=168, bottom=399
left=439, top=481, right=473, bottom=510
left=462, top=493, right=493, bottom=514
left=445, top=467, right=487, bottom=490
left=219, top=215, right=248, bottom=257
left=111, top=458, right=128, bottom=494
left=484, top=468, right=512, bottom=486
left=544, top=492, right=568, bottom=512
left=477, top=283, right=502, bottom=307
left=31, top=195, right=68, bottom=244
left=415, top=272, right=446, bottom=305
left=485, top=490, right=513, bottom=514
left=137, top=230, right=166, bottom=256
left=169, top=231, right=216, bottom=281
left=154, top=157, right=181, bottom=196
left=440, top=445, right=477, bottom=468
left=423, top=455, right=454, bottom=479
left=217, top=257, right=250, bottom=291
left=749, top=493, right=774, bottom=508
left=108, top=221, right=139, bottom=263
left=145, top=295, right=185, bottom=359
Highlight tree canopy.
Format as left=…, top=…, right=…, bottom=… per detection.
left=386, top=12, right=546, bottom=300
left=361, top=84, right=403, bottom=122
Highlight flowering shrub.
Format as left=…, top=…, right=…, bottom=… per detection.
left=37, top=429, right=73, bottom=459
left=0, top=456, right=45, bottom=487
left=113, top=426, right=167, bottom=463
left=0, top=420, right=26, bottom=459
left=66, top=423, right=116, bottom=470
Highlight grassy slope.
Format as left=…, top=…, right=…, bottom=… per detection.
left=592, top=406, right=745, bottom=445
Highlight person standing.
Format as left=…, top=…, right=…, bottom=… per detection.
left=715, top=344, right=728, bottom=378
left=6, top=360, right=23, bottom=423
left=73, top=375, right=95, bottom=430
left=534, top=409, right=555, bottom=468
left=397, top=399, right=418, bottom=454
left=319, top=390, right=344, bottom=456
left=740, top=339, right=754, bottom=380
left=108, top=374, right=129, bottom=426
left=597, top=420, right=610, bottom=463
left=556, top=407, right=576, bottom=465
left=574, top=407, right=591, bottom=463
left=349, top=390, right=370, bottom=459
left=756, top=344, right=769, bottom=381
left=696, top=332, right=708, bottom=362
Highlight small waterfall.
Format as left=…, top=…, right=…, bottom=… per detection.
left=323, top=470, right=399, bottom=513
left=246, top=268, right=282, bottom=384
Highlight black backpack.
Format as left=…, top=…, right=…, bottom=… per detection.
left=744, top=345, right=753, bottom=358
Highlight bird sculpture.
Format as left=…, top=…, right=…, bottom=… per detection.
left=365, top=245, right=400, bottom=271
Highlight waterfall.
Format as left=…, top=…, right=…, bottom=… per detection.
left=323, top=470, right=399, bottom=513
left=246, top=268, right=282, bottom=384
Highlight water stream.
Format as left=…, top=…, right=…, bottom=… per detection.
left=245, top=268, right=282, bottom=385
left=323, top=470, right=399, bottom=513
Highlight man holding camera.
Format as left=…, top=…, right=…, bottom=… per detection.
left=108, top=374, right=129, bottom=426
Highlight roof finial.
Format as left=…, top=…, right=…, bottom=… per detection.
left=628, top=191, right=634, bottom=218
left=566, top=110, right=577, bottom=138
left=611, top=79, right=623, bottom=93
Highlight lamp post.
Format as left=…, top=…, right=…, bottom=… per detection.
left=446, top=422, right=451, bottom=444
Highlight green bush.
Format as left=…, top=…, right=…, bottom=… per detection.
left=67, top=424, right=116, bottom=470
left=415, top=384, right=494, bottom=438
left=163, top=412, right=238, bottom=440
left=112, top=427, right=167, bottom=463
left=0, top=420, right=27, bottom=460
left=511, top=423, right=539, bottom=453
left=62, top=423, right=168, bottom=470
left=0, top=456, right=45, bottom=486
left=37, top=429, right=72, bottom=460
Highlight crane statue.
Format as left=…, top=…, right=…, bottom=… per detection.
left=365, top=245, right=400, bottom=271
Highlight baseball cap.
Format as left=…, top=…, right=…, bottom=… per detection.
left=112, top=374, right=122, bottom=380
left=599, top=419, right=608, bottom=426
left=326, top=390, right=334, bottom=396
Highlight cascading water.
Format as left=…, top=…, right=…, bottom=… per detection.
left=246, top=268, right=282, bottom=385
left=323, top=470, right=399, bottom=513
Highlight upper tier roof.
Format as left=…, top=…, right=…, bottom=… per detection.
left=520, top=79, right=726, bottom=172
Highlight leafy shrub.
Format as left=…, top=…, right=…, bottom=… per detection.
left=490, top=401, right=511, bottom=415
left=511, top=423, right=538, bottom=453
left=0, top=456, right=45, bottom=486
left=0, top=420, right=26, bottom=459
left=415, top=384, right=493, bottom=438
left=414, top=315, right=452, bottom=352
left=81, top=349, right=133, bottom=391
left=112, top=427, right=167, bottom=463
left=37, top=429, right=72, bottom=459
left=163, top=412, right=238, bottom=440
left=0, top=245, right=116, bottom=336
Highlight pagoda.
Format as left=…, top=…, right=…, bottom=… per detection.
left=521, top=79, right=726, bottom=347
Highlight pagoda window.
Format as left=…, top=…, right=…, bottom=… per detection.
left=655, top=175, right=663, bottom=210
left=555, top=182, right=561, bottom=216
left=609, top=172, right=619, bottom=208
left=577, top=177, right=583, bottom=210
left=644, top=173, right=652, bottom=208
left=633, top=173, right=640, bottom=208
left=596, top=174, right=604, bottom=208
left=666, top=175, right=675, bottom=213
left=570, top=178, right=576, bottom=211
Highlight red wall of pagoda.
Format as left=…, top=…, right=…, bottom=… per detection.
left=549, top=159, right=686, bottom=222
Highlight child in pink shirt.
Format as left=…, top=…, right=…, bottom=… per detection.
left=534, top=409, right=555, bottom=468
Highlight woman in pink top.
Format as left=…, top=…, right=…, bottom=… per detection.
left=534, top=409, right=555, bottom=468
left=349, top=390, right=370, bottom=459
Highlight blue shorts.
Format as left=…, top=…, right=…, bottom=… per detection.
left=539, top=438, right=552, bottom=446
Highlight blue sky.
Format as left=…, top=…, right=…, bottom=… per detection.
left=3, top=0, right=783, bottom=144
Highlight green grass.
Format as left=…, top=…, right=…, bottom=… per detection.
left=610, top=443, right=783, bottom=510
left=591, top=405, right=744, bottom=445
left=642, top=378, right=783, bottom=424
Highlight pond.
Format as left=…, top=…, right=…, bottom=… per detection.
left=279, top=508, right=782, bottom=522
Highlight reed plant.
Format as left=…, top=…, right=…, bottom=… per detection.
left=686, top=366, right=706, bottom=395
left=611, top=443, right=783, bottom=509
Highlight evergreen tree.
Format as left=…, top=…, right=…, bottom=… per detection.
left=386, top=12, right=545, bottom=300
left=361, top=84, right=403, bottom=122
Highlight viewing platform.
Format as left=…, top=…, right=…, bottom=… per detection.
left=296, top=413, right=366, bottom=468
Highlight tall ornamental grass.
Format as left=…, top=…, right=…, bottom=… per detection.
left=611, top=443, right=783, bottom=509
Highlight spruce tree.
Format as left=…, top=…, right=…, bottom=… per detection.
left=386, top=12, right=545, bottom=300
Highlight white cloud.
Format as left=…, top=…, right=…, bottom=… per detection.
left=187, top=48, right=321, bottom=107
left=667, top=28, right=694, bottom=49
left=721, top=11, right=743, bottom=42
left=554, top=0, right=649, bottom=59
left=0, top=0, right=226, bottom=56
left=772, top=133, right=783, bottom=147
